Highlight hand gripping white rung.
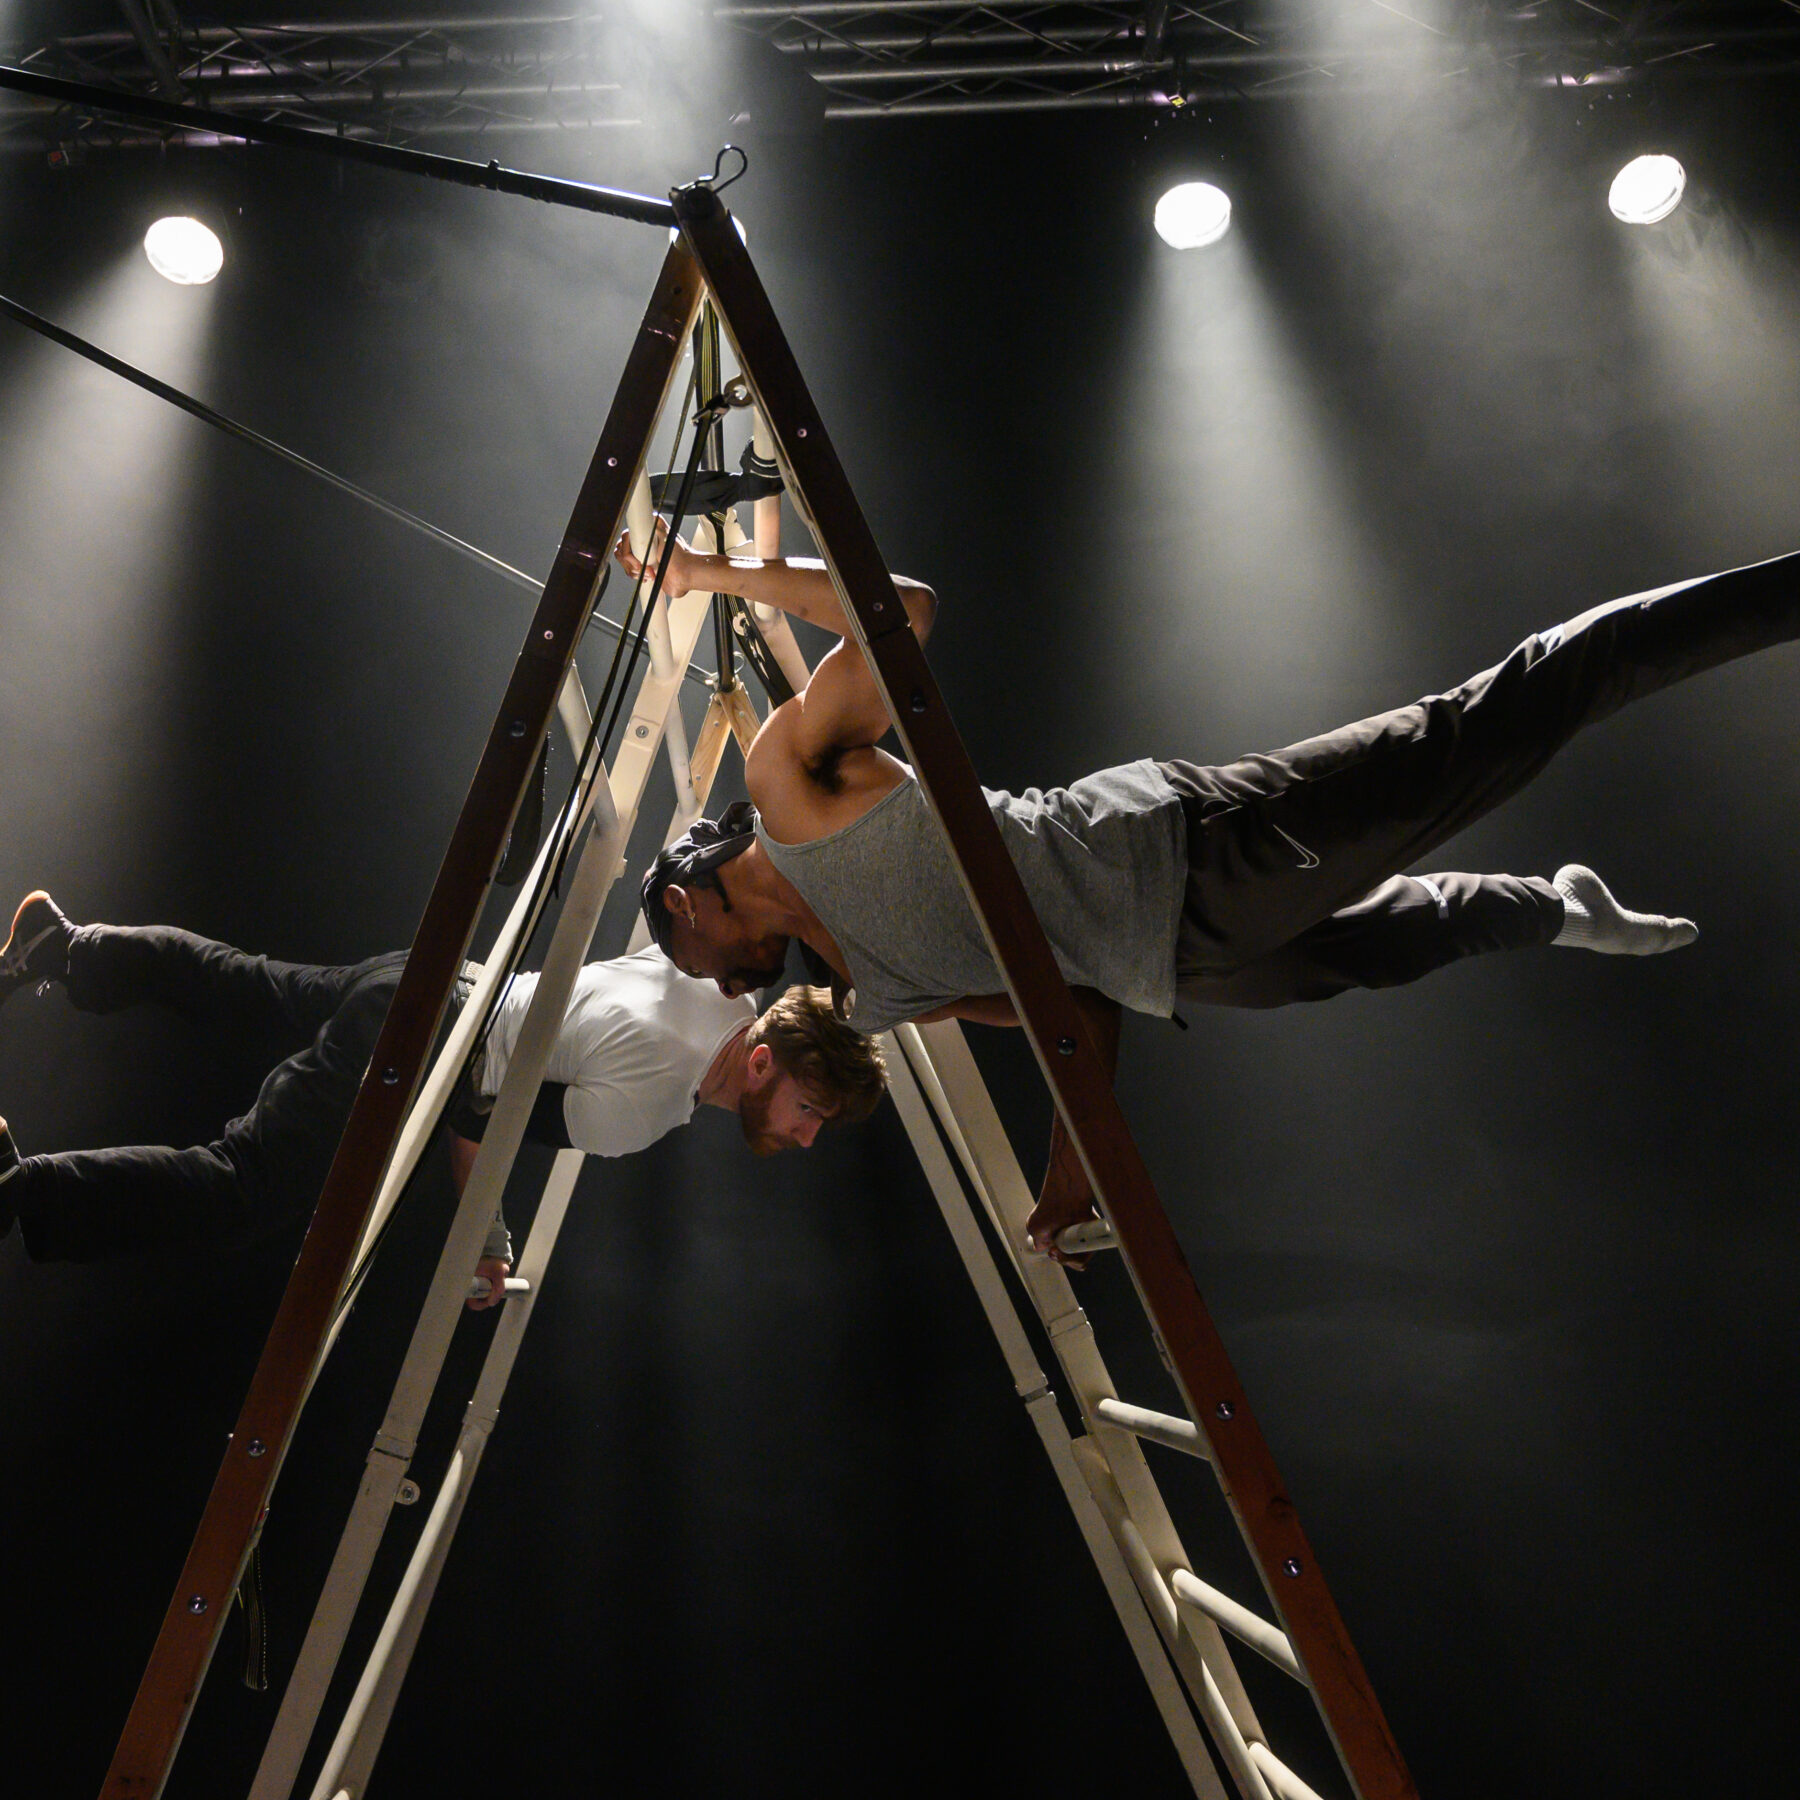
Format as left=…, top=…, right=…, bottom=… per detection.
left=1170, top=1568, right=1302, bottom=1682
left=626, top=471, right=653, bottom=563
left=466, top=1276, right=531, bottom=1300
left=1054, top=1217, right=1118, bottom=1255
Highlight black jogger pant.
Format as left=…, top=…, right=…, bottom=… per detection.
left=1164, top=552, right=1800, bottom=1007
left=14, top=929, right=408, bottom=1262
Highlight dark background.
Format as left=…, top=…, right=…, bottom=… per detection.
left=3, top=9, right=1799, bottom=1798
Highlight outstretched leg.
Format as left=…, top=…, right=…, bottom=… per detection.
left=1181, top=872, right=1557, bottom=1006
left=1179, top=867, right=1693, bottom=1008
left=1166, top=552, right=1800, bottom=977
left=63, top=921, right=392, bottom=1043
left=9, top=952, right=409, bottom=1262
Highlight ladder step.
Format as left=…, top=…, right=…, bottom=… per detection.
left=1169, top=1568, right=1302, bottom=1682
left=1094, top=1397, right=1210, bottom=1461
left=1054, top=1217, right=1118, bottom=1254
left=467, top=1275, right=532, bottom=1300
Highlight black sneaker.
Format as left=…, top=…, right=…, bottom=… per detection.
left=0, top=890, right=74, bottom=1009
left=0, top=1117, right=19, bottom=1236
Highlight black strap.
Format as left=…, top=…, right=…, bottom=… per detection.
left=525, top=1081, right=575, bottom=1149
left=444, top=1078, right=572, bottom=1149
left=495, top=739, right=549, bottom=888
left=233, top=1541, right=269, bottom=1692
left=729, top=597, right=796, bottom=708
left=648, top=443, right=783, bottom=520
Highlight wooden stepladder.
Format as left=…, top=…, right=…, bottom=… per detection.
left=674, top=185, right=1419, bottom=1800
left=80, top=137, right=1417, bottom=1800
left=95, top=236, right=708, bottom=1800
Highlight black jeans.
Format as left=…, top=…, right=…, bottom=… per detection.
left=1164, top=552, right=1800, bottom=1007
left=15, top=929, right=409, bottom=1263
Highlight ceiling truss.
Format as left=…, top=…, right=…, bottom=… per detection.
left=0, top=9, right=636, bottom=156
left=724, top=0, right=1800, bottom=120
left=2, top=3, right=1798, bottom=148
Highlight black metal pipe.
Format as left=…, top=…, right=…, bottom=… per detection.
left=0, top=60, right=674, bottom=225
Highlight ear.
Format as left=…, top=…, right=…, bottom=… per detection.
left=662, top=884, right=691, bottom=919
left=745, top=1043, right=776, bottom=1086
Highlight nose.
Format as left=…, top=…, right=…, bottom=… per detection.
left=796, top=1116, right=822, bottom=1148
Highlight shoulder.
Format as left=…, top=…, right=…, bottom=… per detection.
left=743, top=695, right=804, bottom=799
left=749, top=711, right=909, bottom=842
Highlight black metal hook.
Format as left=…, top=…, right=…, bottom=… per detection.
left=708, top=144, right=748, bottom=195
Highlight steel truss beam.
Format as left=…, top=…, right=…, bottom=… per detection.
left=715, top=0, right=1800, bottom=121
left=0, top=11, right=641, bottom=149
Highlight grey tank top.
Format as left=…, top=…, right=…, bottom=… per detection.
left=755, top=759, right=1187, bottom=1033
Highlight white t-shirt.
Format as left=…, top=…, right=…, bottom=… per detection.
left=476, top=946, right=757, bottom=1157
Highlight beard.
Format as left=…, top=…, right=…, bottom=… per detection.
left=728, top=945, right=790, bottom=991
left=737, top=1080, right=785, bottom=1157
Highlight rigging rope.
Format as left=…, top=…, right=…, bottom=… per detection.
left=0, top=288, right=711, bottom=686
left=326, top=361, right=719, bottom=1328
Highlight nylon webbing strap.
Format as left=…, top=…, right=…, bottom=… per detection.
left=674, top=184, right=1418, bottom=1800
left=97, top=238, right=704, bottom=1800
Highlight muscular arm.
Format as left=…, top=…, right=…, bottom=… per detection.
left=451, top=1131, right=513, bottom=1310
left=919, top=989, right=1122, bottom=1268
left=615, top=524, right=937, bottom=778
left=615, top=524, right=935, bottom=644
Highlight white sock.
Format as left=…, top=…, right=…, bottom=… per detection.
left=1552, top=865, right=1698, bottom=956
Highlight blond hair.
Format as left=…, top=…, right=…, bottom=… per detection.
left=747, top=985, right=887, bottom=1123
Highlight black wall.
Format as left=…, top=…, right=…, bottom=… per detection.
left=3, top=46, right=1799, bottom=1800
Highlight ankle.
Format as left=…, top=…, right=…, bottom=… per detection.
left=1552, top=864, right=1698, bottom=957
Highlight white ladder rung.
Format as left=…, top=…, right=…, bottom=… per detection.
left=1054, top=1217, right=1118, bottom=1254
left=1170, top=1568, right=1302, bottom=1682
left=466, top=1276, right=532, bottom=1300
left=1247, top=1741, right=1329, bottom=1800
left=1095, top=1397, right=1211, bottom=1462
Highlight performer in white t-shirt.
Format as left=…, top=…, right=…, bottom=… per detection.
left=0, top=901, right=888, bottom=1293
left=452, top=944, right=886, bottom=1305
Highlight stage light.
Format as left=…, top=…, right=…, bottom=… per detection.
left=1608, top=155, right=1686, bottom=226
left=144, top=216, right=224, bottom=285
left=1154, top=182, right=1232, bottom=250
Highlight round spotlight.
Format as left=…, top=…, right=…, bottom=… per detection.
left=144, top=216, right=224, bottom=285
left=1154, top=182, right=1232, bottom=250
left=1608, top=155, right=1686, bottom=226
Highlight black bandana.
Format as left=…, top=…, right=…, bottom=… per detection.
left=641, top=801, right=759, bottom=958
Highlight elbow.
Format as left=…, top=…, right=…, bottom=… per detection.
left=904, top=579, right=938, bottom=643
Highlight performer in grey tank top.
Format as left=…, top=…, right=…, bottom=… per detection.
left=617, top=523, right=1800, bottom=1261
